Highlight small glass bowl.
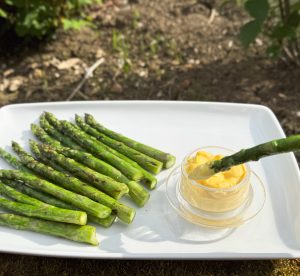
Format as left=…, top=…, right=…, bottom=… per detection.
left=165, top=146, right=266, bottom=228
left=181, top=147, right=251, bottom=214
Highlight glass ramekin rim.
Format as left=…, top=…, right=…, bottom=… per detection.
left=181, top=146, right=251, bottom=192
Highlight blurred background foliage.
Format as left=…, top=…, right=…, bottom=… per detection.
left=238, top=0, right=300, bottom=65
left=0, top=0, right=299, bottom=64
left=0, top=0, right=101, bottom=37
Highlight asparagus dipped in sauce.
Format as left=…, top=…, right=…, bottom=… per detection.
left=189, top=134, right=300, bottom=180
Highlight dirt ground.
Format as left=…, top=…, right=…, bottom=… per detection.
left=0, top=0, right=299, bottom=274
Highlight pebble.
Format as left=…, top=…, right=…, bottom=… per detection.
left=278, top=93, right=287, bottom=99
left=33, top=69, right=43, bottom=78
left=111, top=83, right=123, bottom=93
left=3, top=69, right=14, bottom=77
left=255, top=38, right=263, bottom=46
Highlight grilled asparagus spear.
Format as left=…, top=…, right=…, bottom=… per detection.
left=85, top=113, right=176, bottom=169
left=0, top=213, right=99, bottom=245
left=75, top=115, right=163, bottom=174
left=13, top=142, right=135, bottom=224
left=2, top=179, right=116, bottom=228
left=0, top=183, right=87, bottom=225
left=0, top=170, right=111, bottom=219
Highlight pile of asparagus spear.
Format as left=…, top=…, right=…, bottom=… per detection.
left=0, top=112, right=176, bottom=246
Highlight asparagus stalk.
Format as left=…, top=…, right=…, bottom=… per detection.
left=31, top=124, right=132, bottom=191
left=190, top=134, right=300, bottom=180
left=76, top=115, right=163, bottom=174
left=213, top=134, right=300, bottom=171
left=31, top=124, right=61, bottom=148
left=57, top=145, right=129, bottom=182
left=0, top=146, right=115, bottom=226
left=39, top=112, right=156, bottom=189
left=0, top=147, right=31, bottom=172
left=49, top=143, right=150, bottom=206
left=0, top=213, right=99, bottom=245
left=39, top=114, right=83, bottom=151
left=44, top=113, right=143, bottom=181
left=36, top=118, right=157, bottom=190
left=29, top=139, right=70, bottom=173
left=15, top=141, right=135, bottom=224
left=50, top=112, right=156, bottom=189
left=0, top=187, right=87, bottom=225
left=75, top=118, right=158, bottom=189
left=85, top=113, right=176, bottom=169
left=0, top=180, right=50, bottom=207
left=38, top=143, right=129, bottom=200
left=74, top=117, right=157, bottom=189
left=2, top=179, right=75, bottom=209
left=2, top=179, right=116, bottom=228
left=32, top=120, right=128, bottom=183
left=0, top=170, right=111, bottom=219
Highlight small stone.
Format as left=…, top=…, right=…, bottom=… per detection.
left=136, top=22, right=144, bottom=29
left=8, top=76, right=26, bottom=92
left=33, top=69, right=43, bottom=78
left=138, top=70, right=148, bottom=78
left=228, top=40, right=233, bottom=48
left=296, top=111, right=300, bottom=117
left=3, top=69, right=14, bottom=77
left=180, top=79, right=191, bottom=89
left=138, top=61, right=146, bottom=67
left=0, top=91, right=18, bottom=104
left=28, top=63, right=39, bottom=70
left=278, top=93, right=287, bottom=99
left=56, top=58, right=82, bottom=70
left=54, top=73, right=60, bottom=78
left=156, top=91, right=163, bottom=97
left=172, top=60, right=180, bottom=66
left=96, top=48, right=106, bottom=58
left=111, top=83, right=123, bottom=93
left=0, top=79, right=10, bottom=91
left=255, top=38, right=263, bottom=46
left=73, top=65, right=84, bottom=76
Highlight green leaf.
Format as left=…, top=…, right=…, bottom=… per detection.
left=112, top=30, right=119, bottom=51
left=267, top=45, right=281, bottom=58
left=245, top=0, right=269, bottom=23
left=239, top=20, right=261, bottom=47
left=287, top=11, right=300, bottom=27
left=291, top=2, right=300, bottom=12
left=62, top=18, right=91, bottom=30
left=0, top=8, right=8, bottom=18
left=272, top=25, right=296, bottom=39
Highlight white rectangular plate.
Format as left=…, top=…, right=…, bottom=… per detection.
left=0, top=101, right=299, bottom=259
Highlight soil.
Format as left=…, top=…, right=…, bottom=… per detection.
left=0, top=0, right=299, bottom=274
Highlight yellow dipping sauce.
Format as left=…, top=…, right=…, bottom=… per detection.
left=181, top=151, right=250, bottom=213
left=186, top=151, right=246, bottom=189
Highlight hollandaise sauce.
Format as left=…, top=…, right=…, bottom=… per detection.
left=180, top=151, right=250, bottom=212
